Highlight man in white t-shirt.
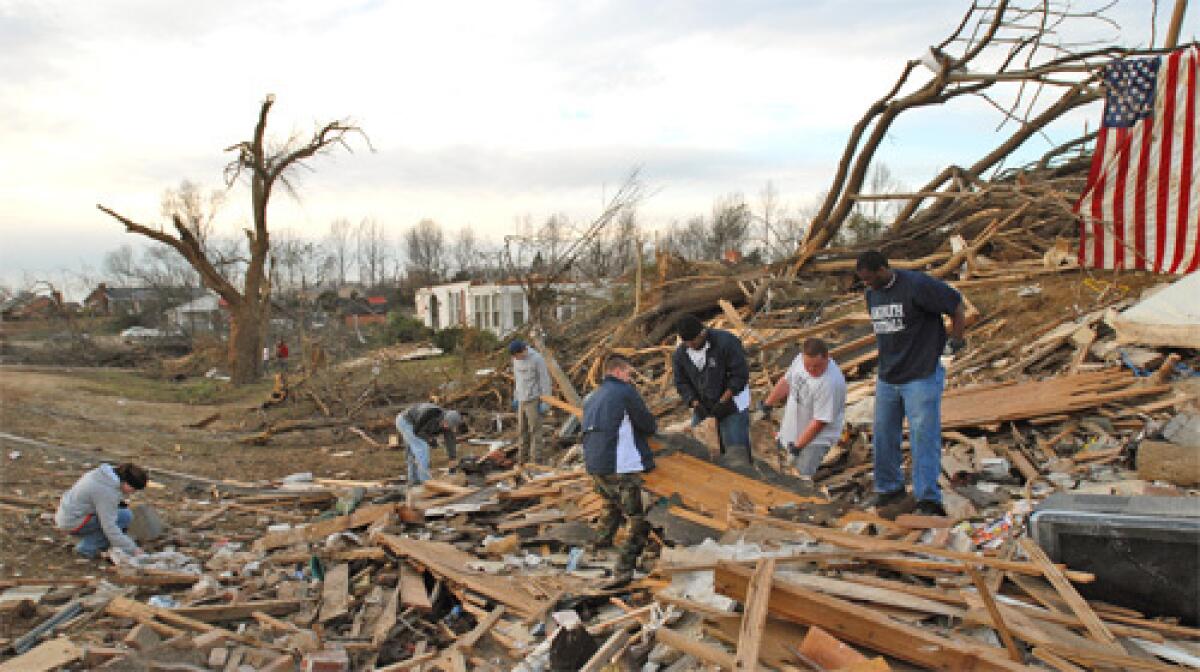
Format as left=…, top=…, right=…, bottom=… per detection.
left=763, top=338, right=847, bottom=481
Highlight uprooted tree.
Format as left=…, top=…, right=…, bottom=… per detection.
left=788, top=0, right=1179, bottom=275
left=99, top=95, right=368, bottom=383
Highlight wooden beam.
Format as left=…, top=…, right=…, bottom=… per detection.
left=1165, top=0, right=1188, bottom=48
left=252, top=503, right=398, bottom=552
left=1018, top=539, right=1119, bottom=651
left=540, top=394, right=582, bottom=418
left=733, top=558, right=776, bottom=671
left=0, top=637, right=81, bottom=672
left=529, top=333, right=583, bottom=408
left=966, top=567, right=1023, bottom=662
left=318, top=563, right=350, bottom=623
left=714, top=562, right=1028, bottom=672
left=170, top=600, right=304, bottom=623
left=655, top=627, right=737, bottom=670
left=733, top=512, right=1093, bottom=582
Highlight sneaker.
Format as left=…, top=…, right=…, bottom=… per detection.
left=863, top=489, right=906, bottom=509
left=913, top=500, right=948, bottom=517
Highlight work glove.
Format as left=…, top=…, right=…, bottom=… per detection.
left=753, top=400, right=774, bottom=422
left=711, top=398, right=738, bottom=420
left=945, top=336, right=967, bottom=356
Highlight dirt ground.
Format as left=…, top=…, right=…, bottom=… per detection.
left=0, top=362, right=467, bottom=584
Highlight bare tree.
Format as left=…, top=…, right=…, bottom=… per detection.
left=503, top=170, right=645, bottom=325
left=103, top=245, right=139, bottom=287
left=451, top=225, right=479, bottom=279
left=787, top=1, right=1160, bottom=274
left=98, top=95, right=367, bottom=383
left=356, top=217, right=390, bottom=289
left=160, top=180, right=224, bottom=250
left=708, top=193, right=752, bottom=259
left=404, top=219, right=446, bottom=287
left=325, top=218, right=353, bottom=286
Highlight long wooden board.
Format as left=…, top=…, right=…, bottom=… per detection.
left=0, top=638, right=81, bottom=672
left=253, top=503, right=400, bottom=552
left=714, top=562, right=1029, bottom=672
left=941, top=371, right=1169, bottom=429
left=376, top=535, right=548, bottom=618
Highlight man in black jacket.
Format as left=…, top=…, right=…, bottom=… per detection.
left=395, top=402, right=463, bottom=486
left=582, top=354, right=657, bottom=587
left=672, top=314, right=753, bottom=464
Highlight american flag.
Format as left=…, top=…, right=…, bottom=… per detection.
left=1077, top=46, right=1199, bottom=273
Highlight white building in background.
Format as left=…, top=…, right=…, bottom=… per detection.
left=414, top=280, right=604, bottom=336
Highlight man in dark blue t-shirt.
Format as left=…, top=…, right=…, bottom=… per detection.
left=856, top=250, right=966, bottom=517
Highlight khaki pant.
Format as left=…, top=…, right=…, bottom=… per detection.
left=516, top=400, right=543, bottom=464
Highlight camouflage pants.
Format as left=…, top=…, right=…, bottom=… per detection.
left=591, top=473, right=649, bottom=573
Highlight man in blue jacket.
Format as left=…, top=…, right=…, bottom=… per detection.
left=672, top=315, right=753, bottom=464
left=856, top=250, right=967, bottom=517
left=582, top=354, right=657, bottom=587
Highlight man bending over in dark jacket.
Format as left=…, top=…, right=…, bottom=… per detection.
left=583, top=354, right=657, bottom=588
left=396, top=402, right=464, bottom=486
left=672, top=314, right=753, bottom=465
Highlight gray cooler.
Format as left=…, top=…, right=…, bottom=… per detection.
left=1029, top=494, right=1200, bottom=624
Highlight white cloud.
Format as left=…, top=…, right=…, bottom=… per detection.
left=0, top=0, right=1169, bottom=284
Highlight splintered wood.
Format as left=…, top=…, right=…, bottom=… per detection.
left=941, top=370, right=1171, bottom=429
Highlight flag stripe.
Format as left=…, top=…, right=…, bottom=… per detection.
left=1076, top=46, right=1200, bottom=274
left=1155, top=50, right=1178, bottom=271
left=1173, top=50, right=1196, bottom=273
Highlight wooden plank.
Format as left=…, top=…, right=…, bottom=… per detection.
left=253, top=503, right=397, bottom=552
left=0, top=637, right=81, bottom=672
left=655, top=627, right=737, bottom=670
left=733, top=512, right=1094, bottom=583
left=966, top=567, right=1022, bottom=662
left=373, top=583, right=401, bottom=647
left=267, top=547, right=386, bottom=564
left=777, top=572, right=965, bottom=618
left=171, top=600, right=304, bottom=623
left=733, top=558, right=776, bottom=671
left=540, top=395, right=582, bottom=418
left=318, top=563, right=350, bottom=623
left=529, top=333, right=583, bottom=408
left=714, top=562, right=1028, bottom=672
left=1018, top=539, right=1119, bottom=651
left=398, top=562, right=433, bottom=611
left=580, top=629, right=632, bottom=672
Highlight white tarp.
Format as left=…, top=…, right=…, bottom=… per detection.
left=1111, top=273, right=1200, bottom=348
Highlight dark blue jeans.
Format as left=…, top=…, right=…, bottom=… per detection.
left=691, top=408, right=752, bottom=455
left=873, top=365, right=945, bottom=503
left=72, top=508, right=133, bottom=557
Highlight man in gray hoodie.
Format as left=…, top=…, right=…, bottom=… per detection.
left=55, top=462, right=148, bottom=558
left=509, top=340, right=553, bottom=465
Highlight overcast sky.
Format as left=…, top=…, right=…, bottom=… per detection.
left=0, top=0, right=1186, bottom=289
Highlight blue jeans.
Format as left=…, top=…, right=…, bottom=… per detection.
left=873, top=365, right=945, bottom=503
left=72, top=507, right=133, bottom=557
left=691, top=408, right=752, bottom=456
left=397, top=416, right=432, bottom=485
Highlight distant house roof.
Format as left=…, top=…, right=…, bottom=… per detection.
left=340, top=295, right=392, bottom=316
left=170, top=293, right=223, bottom=314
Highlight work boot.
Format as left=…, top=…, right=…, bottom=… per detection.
left=862, top=489, right=906, bottom=509
left=913, top=500, right=948, bottom=517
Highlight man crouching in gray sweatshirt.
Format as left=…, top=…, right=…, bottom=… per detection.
left=55, top=462, right=148, bottom=558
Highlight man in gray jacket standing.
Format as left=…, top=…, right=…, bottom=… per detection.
left=510, top=339, right=553, bottom=465
left=55, top=462, right=148, bottom=558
